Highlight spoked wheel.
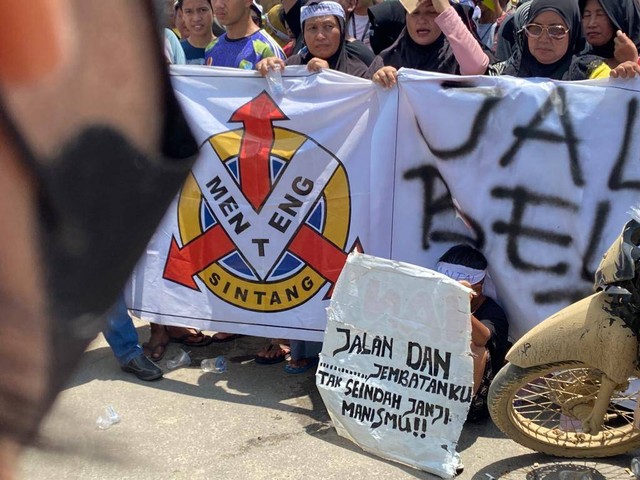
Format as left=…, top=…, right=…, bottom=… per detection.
left=488, top=362, right=640, bottom=457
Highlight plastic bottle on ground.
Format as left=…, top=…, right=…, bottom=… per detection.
left=96, top=405, right=121, bottom=430
left=201, top=356, right=228, bottom=373
left=166, top=349, right=191, bottom=370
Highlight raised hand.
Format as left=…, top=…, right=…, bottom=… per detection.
left=614, top=30, right=639, bottom=65
left=431, top=0, right=451, bottom=14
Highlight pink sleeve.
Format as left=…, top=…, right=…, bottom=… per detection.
left=435, top=7, right=489, bottom=75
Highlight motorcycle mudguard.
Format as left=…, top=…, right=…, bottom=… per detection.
left=595, top=219, right=640, bottom=289
left=506, top=292, right=638, bottom=384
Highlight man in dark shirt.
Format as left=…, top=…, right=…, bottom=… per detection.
left=437, top=244, right=509, bottom=422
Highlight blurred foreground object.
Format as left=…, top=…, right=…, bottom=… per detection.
left=0, top=0, right=198, bottom=476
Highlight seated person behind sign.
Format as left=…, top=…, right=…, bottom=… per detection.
left=436, top=244, right=509, bottom=422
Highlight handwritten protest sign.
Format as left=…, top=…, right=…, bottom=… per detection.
left=317, top=253, right=473, bottom=478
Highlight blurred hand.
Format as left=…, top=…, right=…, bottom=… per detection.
left=610, top=60, right=640, bottom=78
left=431, top=0, right=451, bottom=14
left=614, top=30, right=639, bottom=64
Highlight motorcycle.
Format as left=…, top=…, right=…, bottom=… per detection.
left=488, top=213, right=640, bottom=457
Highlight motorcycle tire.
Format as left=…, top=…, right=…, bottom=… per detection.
left=488, top=361, right=640, bottom=458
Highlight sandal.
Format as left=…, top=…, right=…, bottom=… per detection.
left=211, top=333, right=243, bottom=343
left=284, top=357, right=319, bottom=374
left=142, top=341, right=168, bottom=361
left=167, top=327, right=214, bottom=347
left=255, top=343, right=290, bottom=365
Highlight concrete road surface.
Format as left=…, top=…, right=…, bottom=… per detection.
left=18, top=323, right=639, bottom=479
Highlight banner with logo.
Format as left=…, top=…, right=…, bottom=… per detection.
left=318, top=253, right=473, bottom=478
left=127, top=66, right=640, bottom=341
left=128, top=66, right=394, bottom=341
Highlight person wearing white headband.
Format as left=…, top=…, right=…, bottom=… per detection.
left=256, top=1, right=370, bottom=372
left=257, top=0, right=370, bottom=76
left=436, top=244, right=509, bottom=423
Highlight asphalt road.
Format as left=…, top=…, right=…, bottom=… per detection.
left=18, top=323, right=640, bottom=479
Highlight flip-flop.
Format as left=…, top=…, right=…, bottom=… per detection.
left=284, top=357, right=319, bottom=374
left=169, top=332, right=214, bottom=347
left=142, top=341, right=168, bottom=361
left=255, top=344, right=290, bottom=365
left=211, top=333, right=243, bottom=343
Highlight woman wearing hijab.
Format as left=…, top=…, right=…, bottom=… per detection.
left=369, top=0, right=490, bottom=88
left=257, top=0, right=370, bottom=77
left=255, top=1, right=369, bottom=372
left=495, top=0, right=531, bottom=61
left=568, top=0, right=640, bottom=79
left=488, top=0, right=600, bottom=80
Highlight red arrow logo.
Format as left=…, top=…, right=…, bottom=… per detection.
left=229, top=91, right=288, bottom=210
left=163, top=91, right=358, bottom=297
left=163, top=225, right=235, bottom=290
left=289, top=226, right=362, bottom=297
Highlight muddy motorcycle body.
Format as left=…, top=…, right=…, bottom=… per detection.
left=488, top=219, right=640, bottom=457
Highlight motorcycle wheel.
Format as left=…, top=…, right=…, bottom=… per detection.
left=488, top=361, right=640, bottom=457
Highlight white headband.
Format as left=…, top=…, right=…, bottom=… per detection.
left=436, top=262, right=486, bottom=285
left=300, top=1, right=345, bottom=24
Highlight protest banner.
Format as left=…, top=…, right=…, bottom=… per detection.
left=318, top=253, right=473, bottom=478
left=127, top=66, right=640, bottom=341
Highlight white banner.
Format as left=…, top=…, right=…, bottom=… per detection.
left=128, top=65, right=392, bottom=341
left=128, top=66, right=640, bottom=341
left=394, top=70, right=640, bottom=338
left=318, top=253, right=472, bottom=478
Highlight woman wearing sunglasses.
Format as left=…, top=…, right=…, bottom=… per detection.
left=489, top=0, right=590, bottom=79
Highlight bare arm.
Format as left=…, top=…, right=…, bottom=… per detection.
left=471, top=315, right=492, bottom=347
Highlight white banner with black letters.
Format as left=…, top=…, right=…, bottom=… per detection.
left=128, top=66, right=640, bottom=341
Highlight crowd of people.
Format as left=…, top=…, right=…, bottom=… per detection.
left=107, top=0, right=640, bottom=425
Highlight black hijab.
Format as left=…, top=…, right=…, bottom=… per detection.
left=367, top=0, right=407, bottom=55
left=579, top=0, right=640, bottom=59
left=503, top=0, right=582, bottom=79
left=286, top=8, right=370, bottom=78
left=370, top=2, right=490, bottom=74
left=376, top=25, right=459, bottom=73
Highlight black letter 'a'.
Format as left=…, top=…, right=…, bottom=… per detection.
left=500, top=87, right=583, bottom=187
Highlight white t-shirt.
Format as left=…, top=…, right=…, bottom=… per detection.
left=348, top=13, right=371, bottom=47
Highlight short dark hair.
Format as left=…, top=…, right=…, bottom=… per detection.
left=177, top=0, right=212, bottom=9
left=438, top=244, right=487, bottom=270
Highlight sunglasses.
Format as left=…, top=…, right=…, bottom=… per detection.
left=522, top=23, right=570, bottom=40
